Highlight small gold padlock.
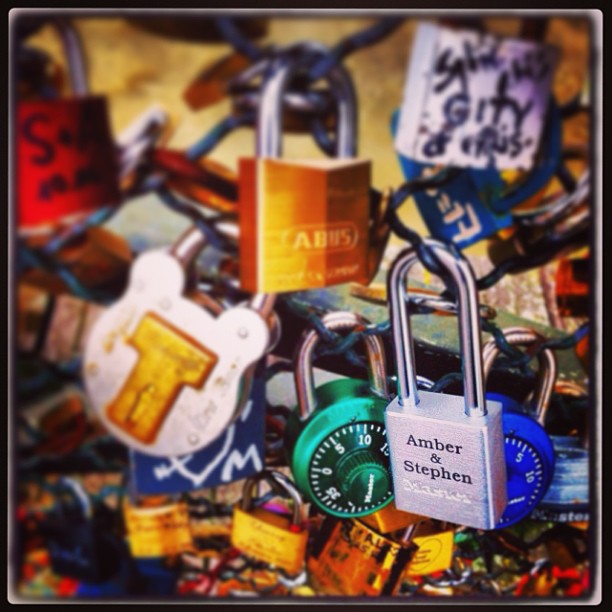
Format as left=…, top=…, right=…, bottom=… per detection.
left=123, top=497, right=194, bottom=558
left=230, top=469, right=309, bottom=576
left=307, top=516, right=419, bottom=596
left=359, top=500, right=425, bottom=535
left=402, top=521, right=455, bottom=578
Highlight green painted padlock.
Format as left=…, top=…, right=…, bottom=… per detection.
left=284, top=311, right=393, bottom=518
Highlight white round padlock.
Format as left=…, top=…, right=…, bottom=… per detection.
left=83, top=226, right=270, bottom=457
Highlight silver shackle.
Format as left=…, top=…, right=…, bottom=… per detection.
left=241, top=469, right=304, bottom=527
left=54, top=18, right=88, bottom=96
left=389, top=239, right=487, bottom=418
left=295, top=311, right=389, bottom=420
left=482, top=327, right=557, bottom=426
left=257, top=45, right=357, bottom=159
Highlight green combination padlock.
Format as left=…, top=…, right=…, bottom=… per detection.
left=285, top=311, right=393, bottom=518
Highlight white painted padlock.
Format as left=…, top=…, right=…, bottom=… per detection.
left=83, top=225, right=271, bottom=457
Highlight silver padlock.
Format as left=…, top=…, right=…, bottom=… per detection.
left=83, top=225, right=271, bottom=457
left=384, top=239, right=507, bottom=530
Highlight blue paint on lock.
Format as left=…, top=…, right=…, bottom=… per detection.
left=482, top=330, right=559, bottom=528
left=495, top=403, right=556, bottom=528
left=390, top=102, right=562, bottom=249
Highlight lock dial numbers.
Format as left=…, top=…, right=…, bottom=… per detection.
left=496, top=433, right=550, bottom=528
left=308, top=421, right=393, bottom=517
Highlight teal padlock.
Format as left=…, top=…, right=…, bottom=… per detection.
left=284, top=311, right=393, bottom=518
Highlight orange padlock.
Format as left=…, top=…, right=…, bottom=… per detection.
left=238, top=52, right=372, bottom=293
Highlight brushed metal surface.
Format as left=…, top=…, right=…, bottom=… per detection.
left=385, top=391, right=507, bottom=529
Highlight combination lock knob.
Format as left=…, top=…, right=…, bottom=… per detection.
left=336, top=451, right=390, bottom=501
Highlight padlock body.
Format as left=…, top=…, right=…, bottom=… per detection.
left=17, top=97, right=121, bottom=233
left=307, top=516, right=416, bottom=595
left=238, top=157, right=371, bottom=292
left=285, top=378, right=394, bottom=518
left=497, top=414, right=555, bottom=528
left=84, top=249, right=270, bottom=457
left=231, top=505, right=308, bottom=575
left=385, top=390, right=507, bottom=529
left=123, top=500, right=194, bottom=558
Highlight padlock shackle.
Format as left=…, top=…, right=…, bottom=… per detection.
left=169, top=225, right=209, bottom=268
left=248, top=293, right=277, bottom=320
left=257, top=48, right=357, bottom=159
left=482, top=327, right=557, bottom=426
left=58, top=476, right=93, bottom=519
left=241, top=469, right=304, bottom=527
left=389, top=240, right=487, bottom=418
left=170, top=226, right=277, bottom=319
left=54, top=18, right=88, bottom=96
left=295, top=311, right=389, bottom=420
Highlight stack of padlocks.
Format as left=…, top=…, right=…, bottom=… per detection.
left=13, top=12, right=594, bottom=601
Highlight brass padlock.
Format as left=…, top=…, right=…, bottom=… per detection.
left=123, top=496, right=194, bottom=558
left=385, top=239, right=507, bottom=529
left=307, top=516, right=419, bottom=596
left=230, top=469, right=309, bottom=576
left=238, top=48, right=372, bottom=293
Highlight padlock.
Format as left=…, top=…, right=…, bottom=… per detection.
left=238, top=49, right=372, bottom=293
left=482, top=327, right=556, bottom=528
left=123, top=496, right=194, bottom=558
left=531, top=382, right=589, bottom=524
left=230, top=469, right=309, bottom=575
left=555, top=256, right=589, bottom=318
left=385, top=239, right=507, bottom=529
left=307, top=516, right=419, bottom=596
left=402, top=521, right=455, bottom=578
left=83, top=224, right=271, bottom=457
left=39, top=477, right=119, bottom=583
left=284, top=310, right=393, bottom=518
left=16, top=19, right=120, bottom=236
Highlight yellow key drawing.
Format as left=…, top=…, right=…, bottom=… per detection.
left=105, top=311, right=218, bottom=444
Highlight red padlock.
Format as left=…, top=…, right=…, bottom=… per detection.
left=16, top=20, right=121, bottom=235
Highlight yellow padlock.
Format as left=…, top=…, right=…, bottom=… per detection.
left=123, top=497, right=194, bottom=558
left=404, top=523, right=455, bottom=577
left=307, top=516, right=418, bottom=596
left=230, top=470, right=309, bottom=576
left=359, top=500, right=425, bottom=535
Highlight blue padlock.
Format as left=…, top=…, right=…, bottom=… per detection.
left=532, top=381, right=589, bottom=523
left=389, top=102, right=562, bottom=249
left=482, top=327, right=556, bottom=528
